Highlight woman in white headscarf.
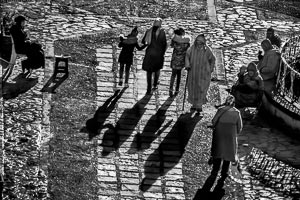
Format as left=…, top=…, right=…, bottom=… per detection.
left=142, top=18, right=167, bottom=94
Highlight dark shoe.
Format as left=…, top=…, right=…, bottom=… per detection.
left=190, top=107, right=196, bottom=112
left=118, top=81, right=123, bottom=86
left=174, top=90, right=179, bottom=95
left=169, top=91, right=173, bottom=97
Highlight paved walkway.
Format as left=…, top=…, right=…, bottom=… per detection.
left=1, top=1, right=300, bottom=199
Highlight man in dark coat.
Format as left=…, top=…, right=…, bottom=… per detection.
left=141, top=18, right=167, bottom=94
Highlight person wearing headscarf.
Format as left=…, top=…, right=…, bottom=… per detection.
left=141, top=18, right=167, bottom=94
left=185, top=34, right=216, bottom=113
left=10, top=15, right=45, bottom=75
left=266, top=27, right=282, bottom=49
left=257, top=39, right=281, bottom=96
left=202, top=95, right=242, bottom=192
left=233, top=62, right=264, bottom=108
left=169, top=28, right=190, bottom=97
left=118, top=26, right=147, bottom=87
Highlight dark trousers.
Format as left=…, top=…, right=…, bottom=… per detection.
left=169, top=69, right=181, bottom=92
left=202, top=158, right=230, bottom=191
left=119, top=63, right=131, bottom=83
left=146, top=70, right=160, bottom=92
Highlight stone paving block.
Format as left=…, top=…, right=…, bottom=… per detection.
left=142, top=192, right=163, bottom=199
left=121, top=184, right=140, bottom=191
left=119, top=153, right=138, bottom=160
left=97, top=176, right=117, bottom=182
left=120, top=172, right=139, bottom=178
left=119, top=165, right=139, bottom=172
left=120, top=177, right=140, bottom=185
left=98, top=195, right=115, bottom=200
left=165, top=187, right=185, bottom=194
left=165, top=193, right=185, bottom=200
left=98, top=170, right=117, bottom=177
left=98, top=164, right=116, bottom=171
left=120, top=190, right=140, bottom=197
left=162, top=150, right=182, bottom=156
left=119, top=159, right=138, bottom=166
left=165, top=181, right=185, bottom=187
left=164, top=162, right=182, bottom=169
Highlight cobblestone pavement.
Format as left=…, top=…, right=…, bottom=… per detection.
left=1, top=1, right=300, bottom=199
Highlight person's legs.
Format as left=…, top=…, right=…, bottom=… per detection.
left=119, top=63, right=125, bottom=86
left=202, top=158, right=222, bottom=191
left=153, top=70, right=160, bottom=89
left=146, top=71, right=152, bottom=94
left=175, top=69, right=182, bottom=94
left=124, top=63, right=131, bottom=87
left=169, top=69, right=176, bottom=96
left=214, top=160, right=230, bottom=191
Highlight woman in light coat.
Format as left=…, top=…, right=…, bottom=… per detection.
left=202, top=95, right=242, bottom=192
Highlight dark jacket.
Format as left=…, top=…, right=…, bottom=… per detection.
left=9, top=24, right=29, bottom=54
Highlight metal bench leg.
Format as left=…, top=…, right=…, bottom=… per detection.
left=2, top=64, right=15, bottom=83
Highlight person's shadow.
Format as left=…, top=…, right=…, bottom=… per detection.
left=140, top=112, right=202, bottom=192
left=101, top=94, right=152, bottom=156
left=1, top=73, right=38, bottom=100
left=134, top=96, right=175, bottom=150
left=83, top=88, right=126, bottom=141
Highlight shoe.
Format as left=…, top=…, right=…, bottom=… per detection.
left=174, top=90, right=179, bottom=95
left=124, top=83, right=129, bottom=88
left=196, top=108, right=202, bottom=112
left=190, top=107, right=196, bottom=112
left=118, top=81, right=123, bottom=86
left=169, top=91, right=173, bottom=97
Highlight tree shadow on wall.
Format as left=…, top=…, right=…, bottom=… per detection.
left=140, top=112, right=202, bottom=192
left=1, top=73, right=38, bottom=100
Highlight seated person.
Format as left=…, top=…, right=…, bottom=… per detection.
left=257, top=39, right=281, bottom=96
left=232, top=62, right=264, bottom=108
left=10, top=15, right=44, bottom=75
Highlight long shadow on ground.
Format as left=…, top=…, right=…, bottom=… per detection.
left=1, top=73, right=38, bottom=100
left=140, top=112, right=202, bottom=192
left=41, top=74, right=68, bottom=93
left=101, top=94, right=152, bottom=156
left=84, top=88, right=127, bottom=140
left=135, top=96, right=175, bottom=150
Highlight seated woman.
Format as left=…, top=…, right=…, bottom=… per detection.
left=232, top=62, right=264, bottom=108
left=10, top=15, right=44, bottom=75
left=257, top=39, right=281, bottom=96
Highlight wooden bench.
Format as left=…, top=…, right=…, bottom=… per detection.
left=1, top=35, right=27, bottom=83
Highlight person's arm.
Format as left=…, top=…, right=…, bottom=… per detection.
left=212, top=108, right=223, bottom=127
left=185, top=47, right=192, bottom=70
left=207, top=47, right=216, bottom=73
left=161, top=30, right=167, bottom=54
left=135, top=42, right=147, bottom=50
left=236, top=110, right=243, bottom=134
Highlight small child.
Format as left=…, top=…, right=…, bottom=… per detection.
left=169, top=28, right=190, bottom=97
left=118, top=26, right=146, bottom=87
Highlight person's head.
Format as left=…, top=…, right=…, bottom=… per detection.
left=195, top=34, right=206, bottom=48
left=246, top=62, right=258, bottom=77
left=153, top=18, right=162, bottom=28
left=261, top=39, right=273, bottom=52
left=266, top=27, right=275, bottom=39
left=239, top=66, right=247, bottom=74
left=14, top=15, right=26, bottom=28
left=224, top=95, right=235, bottom=107
left=130, top=26, right=138, bottom=37
left=174, top=28, right=185, bottom=36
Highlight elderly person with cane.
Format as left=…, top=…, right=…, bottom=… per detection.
left=184, top=34, right=216, bottom=114
left=202, top=95, right=243, bottom=193
left=141, top=18, right=167, bottom=95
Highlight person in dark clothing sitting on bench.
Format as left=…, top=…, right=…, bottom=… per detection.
left=10, top=15, right=44, bottom=75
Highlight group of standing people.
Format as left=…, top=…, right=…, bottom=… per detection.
left=231, top=27, right=282, bottom=108
left=118, top=18, right=216, bottom=114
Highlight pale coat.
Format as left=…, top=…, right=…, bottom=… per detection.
left=185, top=44, right=216, bottom=108
left=211, top=106, right=243, bottom=162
